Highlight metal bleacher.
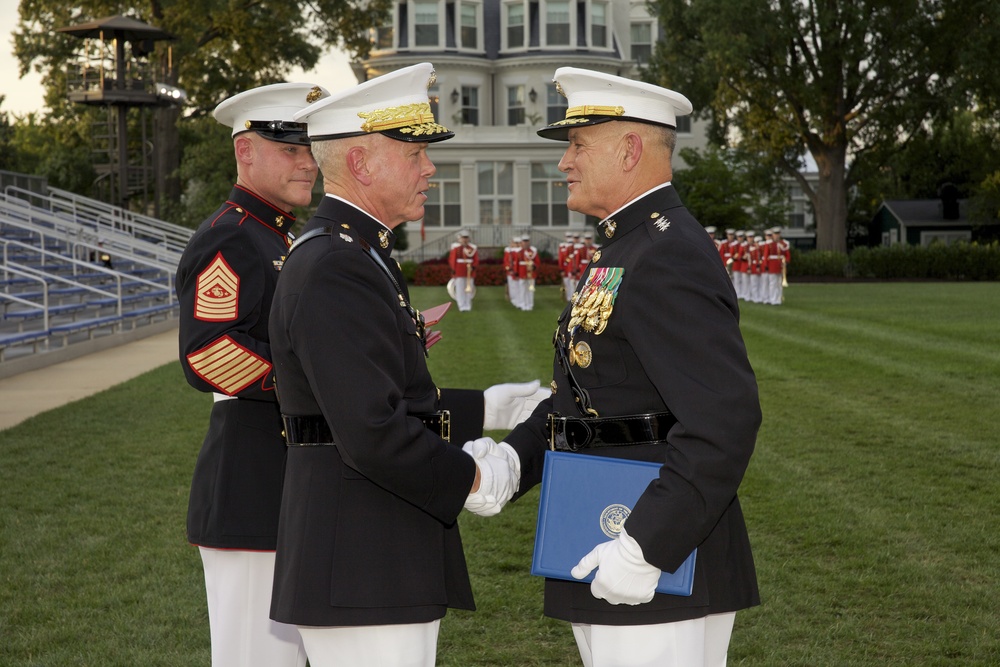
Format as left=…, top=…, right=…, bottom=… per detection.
left=0, top=180, right=193, bottom=364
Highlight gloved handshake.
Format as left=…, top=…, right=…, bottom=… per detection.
left=463, top=437, right=521, bottom=517
left=463, top=381, right=547, bottom=517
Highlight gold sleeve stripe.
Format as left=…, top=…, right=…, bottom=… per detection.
left=194, top=253, right=239, bottom=322
left=186, top=336, right=271, bottom=395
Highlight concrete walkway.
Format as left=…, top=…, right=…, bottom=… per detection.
left=0, top=326, right=179, bottom=432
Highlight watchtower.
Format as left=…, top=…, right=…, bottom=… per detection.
left=56, top=15, right=183, bottom=214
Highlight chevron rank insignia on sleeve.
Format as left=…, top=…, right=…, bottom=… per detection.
left=194, top=252, right=239, bottom=321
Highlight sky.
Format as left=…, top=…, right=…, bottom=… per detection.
left=0, top=0, right=358, bottom=117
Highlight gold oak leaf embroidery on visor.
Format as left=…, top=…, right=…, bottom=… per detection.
left=186, top=336, right=271, bottom=395
left=194, top=252, right=239, bottom=321
left=357, top=102, right=439, bottom=133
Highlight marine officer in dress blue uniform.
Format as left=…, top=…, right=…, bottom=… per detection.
left=176, top=82, right=330, bottom=667
left=476, top=67, right=763, bottom=667
left=266, top=63, right=541, bottom=667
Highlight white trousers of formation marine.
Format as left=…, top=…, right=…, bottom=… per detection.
left=297, top=619, right=440, bottom=667
left=508, top=276, right=522, bottom=308
left=571, top=612, right=736, bottom=667
left=200, top=547, right=306, bottom=667
left=452, top=277, right=474, bottom=311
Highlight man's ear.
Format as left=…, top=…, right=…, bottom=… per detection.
left=234, top=134, right=256, bottom=165
left=622, top=132, right=643, bottom=172
left=346, top=145, right=373, bottom=186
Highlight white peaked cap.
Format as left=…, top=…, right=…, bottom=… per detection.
left=213, top=82, right=329, bottom=144
left=538, top=67, right=693, bottom=141
left=294, top=62, right=453, bottom=143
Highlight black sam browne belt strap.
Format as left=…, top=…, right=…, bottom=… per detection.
left=547, top=411, right=677, bottom=451
left=283, top=412, right=451, bottom=446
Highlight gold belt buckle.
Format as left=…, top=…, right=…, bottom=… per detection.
left=439, top=410, right=451, bottom=443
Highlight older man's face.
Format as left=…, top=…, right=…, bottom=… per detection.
left=558, top=124, right=622, bottom=220
left=368, top=136, right=437, bottom=228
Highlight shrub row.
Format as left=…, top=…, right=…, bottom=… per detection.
left=786, top=242, right=1000, bottom=281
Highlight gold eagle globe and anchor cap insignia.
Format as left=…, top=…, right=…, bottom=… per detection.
left=294, top=63, right=455, bottom=144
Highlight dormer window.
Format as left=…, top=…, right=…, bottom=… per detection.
left=545, top=0, right=571, bottom=46
left=631, top=20, right=653, bottom=64
left=414, top=0, right=440, bottom=47
left=506, top=2, right=525, bottom=49
left=459, top=2, right=479, bottom=49
left=591, top=1, right=608, bottom=48
left=455, top=0, right=483, bottom=51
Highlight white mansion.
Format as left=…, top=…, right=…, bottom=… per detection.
left=350, top=0, right=711, bottom=258
left=353, top=0, right=812, bottom=259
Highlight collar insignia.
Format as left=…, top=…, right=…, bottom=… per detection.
left=275, top=215, right=285, bottom=228
left=378, top=229, right=390, bottom=249
left=603, top=219, right=617, bottom=239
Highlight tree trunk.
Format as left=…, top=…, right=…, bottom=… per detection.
left=811, top=145, right=849, bottom=253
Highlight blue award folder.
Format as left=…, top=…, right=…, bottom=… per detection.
left=531, top=450, right=697, bottom=596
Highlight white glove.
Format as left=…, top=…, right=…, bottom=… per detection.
left=462, top=437, right=521, bottom=517
left=571, top=526, right=661, bottom=605
left=483, top=380, right=551, bottom=430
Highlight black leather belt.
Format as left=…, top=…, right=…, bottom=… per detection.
left=283, top=411, right=451, bottom=446
left=547, top=412, right=676, bottom=451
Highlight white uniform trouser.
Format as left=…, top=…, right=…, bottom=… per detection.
left=297, top=620, right=440, bottom=667
left=571, top=612, right=736, bottom=667
left=199, top=548, right=306, bottom=667
left=765, top=273, right=781, bottom=304
left=733, top=271, right=746, bottom=300
left=522, top=280, right=535, bottom=310
left=564, top=276, right=576, bottom=301
left=748, top=274, right=761, bottom=303
left=453, top=277, right=474, bottom=311
left=507, top=276, right=521, bottom=309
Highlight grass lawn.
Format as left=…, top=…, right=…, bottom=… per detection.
left=1, top=282, right=999, bottom=665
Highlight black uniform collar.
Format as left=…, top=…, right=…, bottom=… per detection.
left=227, top=185, right=296, bottom=236
left=596, top=183, right=680, bottom=244
left=308, top=195, right=398, bottom=256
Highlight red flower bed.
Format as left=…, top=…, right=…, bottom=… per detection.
left=412, top=258, right=561, bottom=286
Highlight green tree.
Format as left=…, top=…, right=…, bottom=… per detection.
left=647, top=0, right=989, bottom=252
left=11, top=0, right=388, bottom=222
left=673, top=146, right=787, bottom=232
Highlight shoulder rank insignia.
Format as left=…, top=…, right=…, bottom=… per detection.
left=569, top=267, right=624, bottom=335
left=194, top=252, right=239, bottom=321
left=653, top=215, right=671, bottom=231
left=339, top=233, right=354, bottom=243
